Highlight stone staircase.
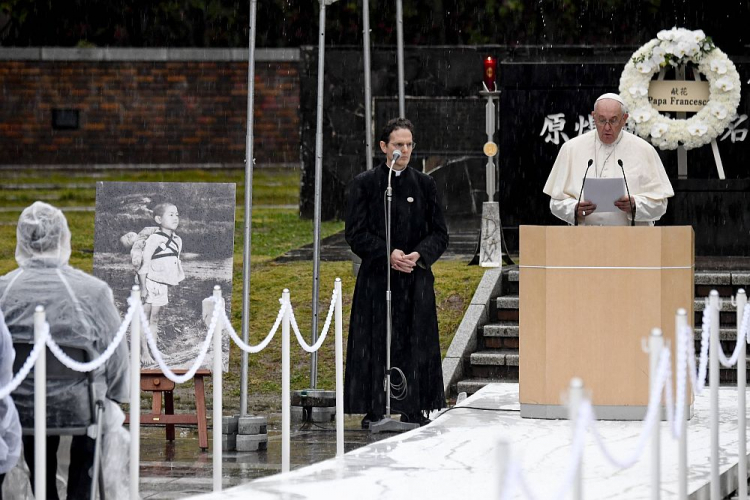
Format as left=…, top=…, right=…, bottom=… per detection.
left=454, top=267, right=750, bottom=397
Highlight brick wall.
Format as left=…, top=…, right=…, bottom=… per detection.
left=0, top=48, right=300, bottom=166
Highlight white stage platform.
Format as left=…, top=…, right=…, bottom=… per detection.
left=193, top=383, right=749, bottom=499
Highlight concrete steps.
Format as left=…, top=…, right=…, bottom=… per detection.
left=452, top=268, right=750, bottom=397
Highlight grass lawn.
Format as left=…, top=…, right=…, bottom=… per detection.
left=0, top=167, right=485, bottom=412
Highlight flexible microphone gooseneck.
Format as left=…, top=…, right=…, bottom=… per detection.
left=574, top=159, right=594, bottom=226
left=618, top=159, right=636, bottom=227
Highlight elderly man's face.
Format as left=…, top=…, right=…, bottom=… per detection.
left=592, top=99, right=628, bottom=145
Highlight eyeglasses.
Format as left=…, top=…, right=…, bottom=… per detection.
left=389, top=142, right=416, bottom=150
left=595, top=116, right=622, bottom=127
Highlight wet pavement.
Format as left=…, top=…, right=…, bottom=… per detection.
left=191, top=384, right=747, bottom=500
left=138, top=413, right=390, bottom=499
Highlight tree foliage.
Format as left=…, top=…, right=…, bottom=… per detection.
left=0, top=0, right=747, bottom=50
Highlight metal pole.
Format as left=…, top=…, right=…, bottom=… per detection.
left=395, top=0, right=405, bottom=117
left=568, top=378, right=584, bottom=500
left=737, top=289, right=747, bottom=500
left=649, top=328, right=664, bottom=500
left=310, top=0, right=329, bottom=388
left=710, top=290, right=720, bottom=500
left=212, top=286, right=223, bottom=491
left=385, top=182, right=393, bottom=418
left=129, top=287, right=141, bottom=500
left=334, top=278, right=344, bottom=456
left=34, top=305, right=46, bottom=500
left=281, top=289, right=291, bottom=473
left=240, top=0, right=259, bottom=418
left=362, top=0, right=374, bottom=170
left=676, top=309, right=689, bottom=500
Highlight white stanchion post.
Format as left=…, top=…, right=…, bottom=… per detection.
left=496, top=439, right=511, bottom=500
left=33, top=305, right=46, bottom=500
left=709, top=290, right=720, bottom=500
left=282, top=289, right=291, bottom=473
left=129, top=286, right=141, bottom=500
left=334, top=278, right=344, bottom=457
left=676, top=309, right=689, bottom=500
left=649, top=328, right=664, bottom=500
left=568, top=377, right=584, bottom=500
left=736, top=289, right=747, bottom=500
left=212, top=286, right=223, bottom=492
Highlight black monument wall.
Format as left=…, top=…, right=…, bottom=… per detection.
left=300, top=46, right=750, bottom=255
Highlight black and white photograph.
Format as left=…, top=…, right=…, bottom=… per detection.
left=93, top=181, right=235, bottom=371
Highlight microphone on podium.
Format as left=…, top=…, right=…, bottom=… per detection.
left=574, top=159, right=594, bottom=226
left=618, top=159, right=636, bottom=226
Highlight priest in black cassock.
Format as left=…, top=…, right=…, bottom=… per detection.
left=344, top=117, right=449, bottom=428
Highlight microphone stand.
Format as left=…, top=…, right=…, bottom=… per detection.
left=574, top=159, right=593, bottom=226
left=618, top=159, right=636, bottom=227
left=371, top=152, right=419, bottom=434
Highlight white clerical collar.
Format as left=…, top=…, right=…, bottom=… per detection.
left=394, top=167, right=406, bottom=176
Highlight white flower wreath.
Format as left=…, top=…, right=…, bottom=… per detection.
left=618, top=28, right=741, bottom=151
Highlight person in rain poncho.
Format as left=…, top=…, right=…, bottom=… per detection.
left=0, top=201, right=129, bottom=500
left=543, top=93, right=674, bottom=226
left=344, top=118, right=449, bottom=428
left=0, top=309, right=22, bottom=500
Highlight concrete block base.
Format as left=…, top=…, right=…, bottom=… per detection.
left=235, top=433, right=268, bottom=452
left=221, top=433, right=237, bottom=451
left=292, top=406, right=335, bottom=423
left=238, top=415, right=268, bottom=435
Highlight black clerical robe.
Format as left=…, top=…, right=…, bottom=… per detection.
left=344, top=163, right=449, bottom=416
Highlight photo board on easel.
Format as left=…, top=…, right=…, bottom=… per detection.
left=93, top=181, right=235, bottom=371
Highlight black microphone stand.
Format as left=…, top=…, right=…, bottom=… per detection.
left=574, top=159, right=594, bottom=226
left=371, top=151, right=419, bottom=434
left=618, top=159, right=636, bottom=227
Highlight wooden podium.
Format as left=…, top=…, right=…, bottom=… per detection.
left=519, top=225, right=694, bottom=419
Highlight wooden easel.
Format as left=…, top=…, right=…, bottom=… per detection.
left=125, top=368, right=211, bottom=449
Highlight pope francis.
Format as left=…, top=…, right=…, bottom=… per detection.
left=543, top=93, right=674, bottom=226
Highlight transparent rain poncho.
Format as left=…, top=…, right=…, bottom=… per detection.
left=0, top=310, right=21, bottom=475
left=0, top=202, right=130, bottom=496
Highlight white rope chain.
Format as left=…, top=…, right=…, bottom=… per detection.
left=687, top=307, right=711, bottom=395
left=222, top=298, right=286, bottom=354
left=45, top=296, right=137, bottom=373
left=0, top=283, right=340, bottom=397
left=289, top=287, right=338, bottom=353
left=718, top=303, right=750, bottom=367
left=589, top=347, right=673, bottom=469
left=0, top=325, right=48, bottom=400
left=139, top=297, right=220, bottom=384
left=499, top=297, right=731, bottom=499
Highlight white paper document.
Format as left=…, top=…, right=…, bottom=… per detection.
left=584, top=178, right=626, bottom=213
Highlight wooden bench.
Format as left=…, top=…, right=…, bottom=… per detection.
left=125, top=368, right=211, bottom=449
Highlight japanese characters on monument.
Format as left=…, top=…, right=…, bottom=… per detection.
left=539, top=111, right=748, bottom=146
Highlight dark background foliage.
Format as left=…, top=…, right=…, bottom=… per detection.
left=0, top=0, right=748, bottom=50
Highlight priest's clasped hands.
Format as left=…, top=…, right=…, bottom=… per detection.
left=577, top=195, right=635, bottom=217
left=391, top=249, right=421, bottom=273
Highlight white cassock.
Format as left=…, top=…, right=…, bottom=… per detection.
left=543, top=129, right=674, bottom=226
